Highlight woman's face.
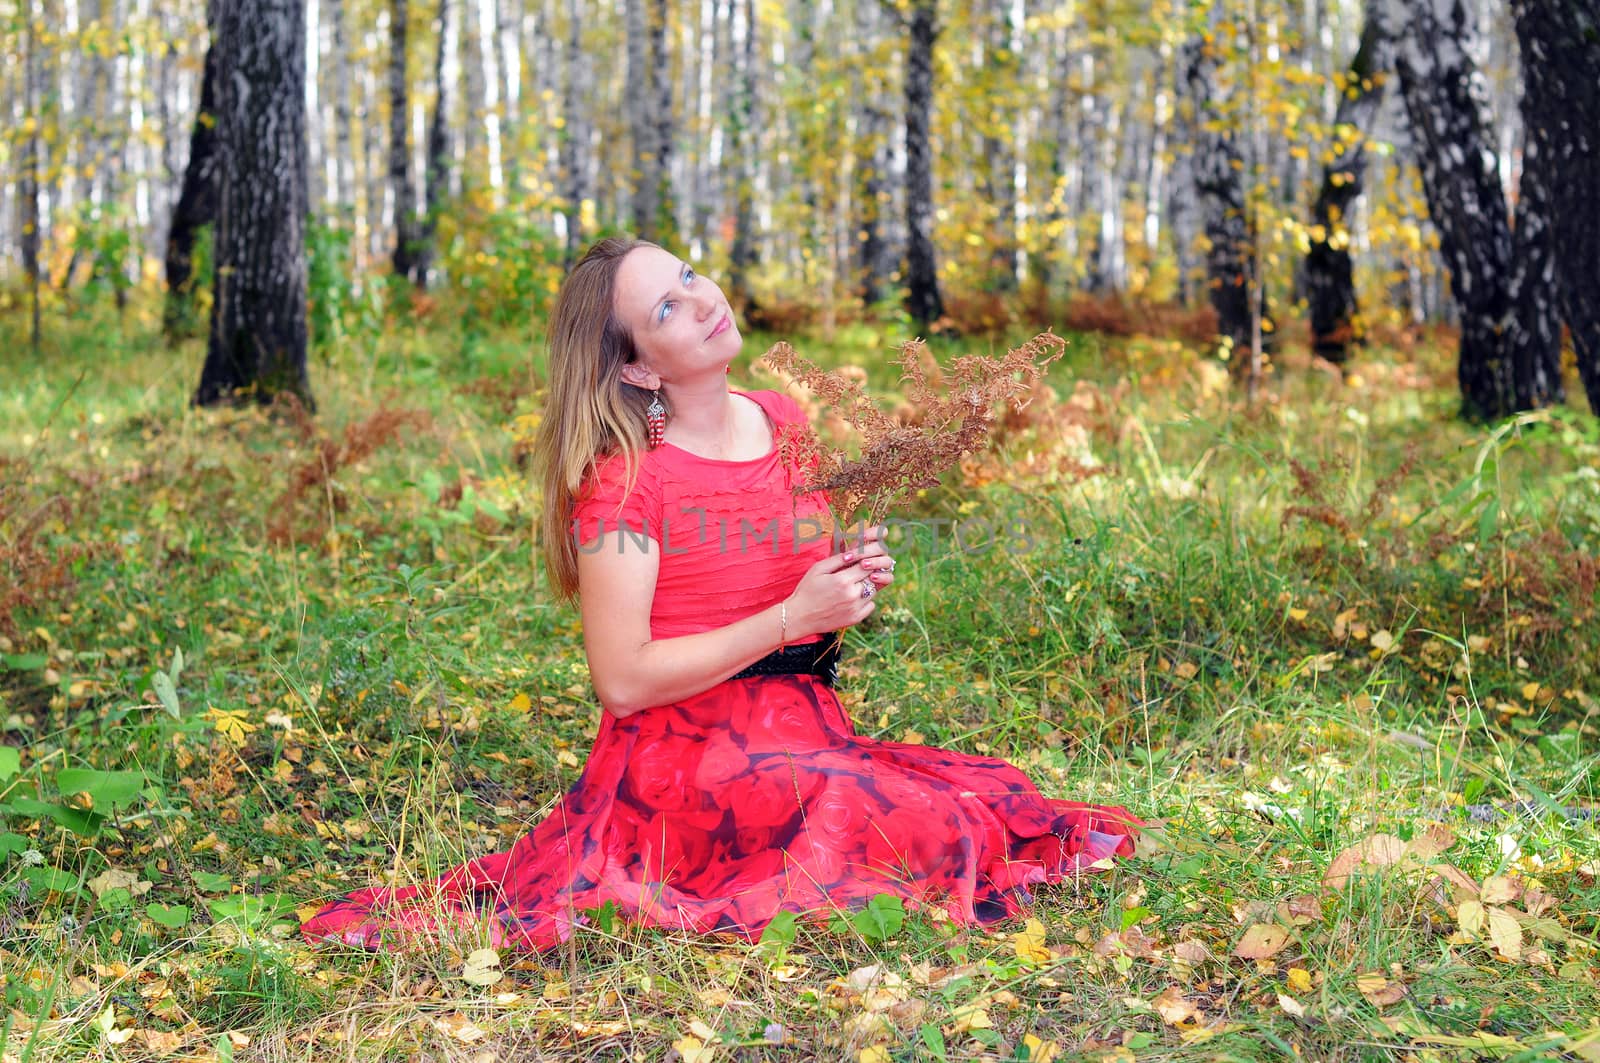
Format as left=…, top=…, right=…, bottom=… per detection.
left=613, top=246, right=741, bottom=390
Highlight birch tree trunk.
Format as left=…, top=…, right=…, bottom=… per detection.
left=164, top=28, right=220, bottom=336
left=389, top=0, right=419, bottom=279
left=411, top=0, right=451, bottom=287
left=625, top=0, right=651, bottom=235
left=461, top=0, right=485, bottom=170
left=624, top=0, right=673, bottom=241
left=1505, top=126, right=1563, bottom=409
left=195, top=0, right=312, bottom=408
left=1035, top=17, right=1071, bottom=298
left=21, top=0, right=43, bottom=354
left=1306, top=6, right=1390, bottom=364
left=1166, top=36, right=1201, bottom=308
left=1180, top=29, right=1261, bottom=355
left=981, top=0, right=1019, bottom=292
left=852, top=0, right=891, bottom=306
left=329, top=0, right=355, bottom=215
left=363, top=26, right=385, bottom=264
left=560, top=0, right=590, bottom=263
left=1512, top=0, right=1600, bottom=414
left=1384, top=0, right=1529, bottom=420
left=904, top=0, right=944, bottom=329
left=472, top=0, right=503, bottom=197
left=726, top=0, right=758, bottom=300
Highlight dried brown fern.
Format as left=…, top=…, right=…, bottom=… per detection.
left=763, top=333, right=1067, bottom=535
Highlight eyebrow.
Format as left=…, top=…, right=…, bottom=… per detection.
left=650, top=260, right=688, bottom=326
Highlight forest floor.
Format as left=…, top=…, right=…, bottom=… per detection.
left=2, top=298, right=1598, bottom=1062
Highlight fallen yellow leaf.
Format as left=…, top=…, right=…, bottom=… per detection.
left=1487, top=906, right=1523, bottom=961
left=1012, top=918, right=1051, bottom=965
left=1481, top=874, right=1520, bottom=905
left=1234, top=923, right=1290, bottom=959
left=431, top=1013, right=486, bottom=1043
left=1021, top=1034, right=1060, bottom=1063
left=1356, top=972, right=1407, bottom=1006
left=673, top=1035, right=714, bottom=1063
left=950, top=1004, right=992, bottom=1034
left=1154, top=986, right=1202, bottom=1025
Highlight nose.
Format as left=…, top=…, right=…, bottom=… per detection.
left=691, top=287, right=718, bottom=319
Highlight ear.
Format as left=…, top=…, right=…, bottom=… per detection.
left=619, top=362, right=660, bottom=391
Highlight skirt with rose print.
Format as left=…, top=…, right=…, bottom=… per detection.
left=300, top=673, right=1145, bottom=952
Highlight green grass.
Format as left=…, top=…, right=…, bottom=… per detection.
left=2, top=293, right=1598, bottom=1061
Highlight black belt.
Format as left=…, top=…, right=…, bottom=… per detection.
left=729, top=631, right=842, bottom=687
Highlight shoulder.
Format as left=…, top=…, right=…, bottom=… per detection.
left=576, top=446, right=661, bottom=506
left=741, top=388, right=809, bottom=427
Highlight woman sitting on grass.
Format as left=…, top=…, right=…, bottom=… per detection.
left=300, top=236, right=1144, bottom=951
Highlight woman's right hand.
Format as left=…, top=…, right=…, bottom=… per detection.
left=785, top=524, right=896, bottom=639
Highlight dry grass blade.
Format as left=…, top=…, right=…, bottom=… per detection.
left=763, top=333, right=1067, bottom=529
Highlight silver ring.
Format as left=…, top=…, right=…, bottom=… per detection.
left=860, top=580, right=875, bottom=599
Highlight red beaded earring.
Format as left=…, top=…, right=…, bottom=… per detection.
left=646, top=389, right=666, bottom=449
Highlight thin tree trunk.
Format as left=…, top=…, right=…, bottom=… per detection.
left=196, top=0, right=312, bottom=408
left=1307, top=5, right=1391, bottom=364
left=1180, top=25, right=1266, bottom=356
left=1036, top=18, right=1071, bottom=298
left=473, top=0, right=503, bottom=198
left=1167, top=34, right=1201, bottom=307
left=330, top=0, right=355, bottom=216
left=727, top=0, right=758, bottom=301
left=21, top=0, right=43, bottom=355
left=363, top=26, right=385, bottom=264
left=981, top=0, right=1019, bottom=292
left=624, top=0, right=668, bottom=240
left=306, top=0, right=323, bottom=208
left=164, top=35, right=220, bottom=337
left=412, top=0, right=450, bottom=287
left=1144, top=52, right=1169, bottom=264
left=461, top=0, right=484, bottom=169
left=1512, top=0, right=1600, bottom=414
left=853, top=0, right=890, bottom=306
left=389, top=0, right=418, bottom=279
left=903, top=0, right=944, bottom=329
left=560, top=0, right=589, bottom=264
left=625, top=0, right=652, bottom=236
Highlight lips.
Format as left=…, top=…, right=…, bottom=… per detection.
left=708, top=311, right=731, bottom=339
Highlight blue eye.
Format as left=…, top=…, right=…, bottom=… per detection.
left=659, top=267, right=695, bottom=322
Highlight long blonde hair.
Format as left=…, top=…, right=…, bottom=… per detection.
left=533, top=235, right=664, bottom=599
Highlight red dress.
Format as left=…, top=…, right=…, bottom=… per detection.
left=300, top=389, right=1144, bottom=951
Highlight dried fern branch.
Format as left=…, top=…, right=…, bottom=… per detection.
left=763, top=332, right=1067, bottom=535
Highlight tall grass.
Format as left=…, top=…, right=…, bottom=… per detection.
left=1, top=295, right=1597, bottom=1061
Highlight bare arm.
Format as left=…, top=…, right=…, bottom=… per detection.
left=577, top=527, right=896, bottom=718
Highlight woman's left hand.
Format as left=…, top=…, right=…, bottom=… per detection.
left=842, top=523, right=896, bottom=600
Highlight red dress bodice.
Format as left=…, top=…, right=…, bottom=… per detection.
left=570, top=389, right=832, bottom=643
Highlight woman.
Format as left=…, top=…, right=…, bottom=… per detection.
left=300, top=237, right=1143, bottom=951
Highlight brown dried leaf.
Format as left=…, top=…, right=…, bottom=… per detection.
left=1153, top=986, right=1203, bottom=1025
left=1234, top=924, right=1291, bottom=959
left=1356, top=971, right=1407, bottom=1006
left=1322, top=833, right=1408, bottom=890
left=1276, top=895, right=1324, bottom=926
